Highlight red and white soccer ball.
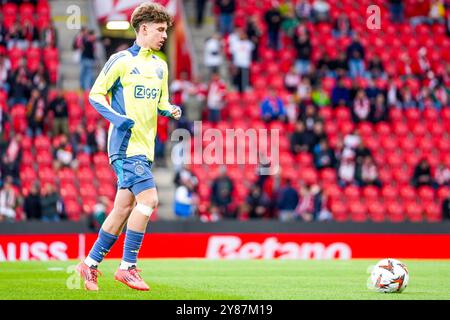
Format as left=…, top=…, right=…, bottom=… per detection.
left=369, top=258, right=410, bottom=293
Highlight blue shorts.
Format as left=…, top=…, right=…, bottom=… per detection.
left=111, top=155, right=155, bottom=196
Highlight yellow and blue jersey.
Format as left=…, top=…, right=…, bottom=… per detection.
left=89, top=41, right=175, bottom=163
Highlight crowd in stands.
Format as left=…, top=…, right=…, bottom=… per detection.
left=1, top=0, right=450, bottom=223
left=172, top=0, right=450, bottom=222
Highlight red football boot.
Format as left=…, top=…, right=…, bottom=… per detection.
left=114, top=266, right=150, bottom=291
left=76, top=262, right=102, bottom=291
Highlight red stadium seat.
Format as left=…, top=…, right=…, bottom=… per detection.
left=386, top=201, right=405, bottom=222
left=343, top=185, right=360, bottom=200
left=349, top=201, right=368, bottom=222
left=367, top=200, right=385, bottom=222
left=405, top=201, right=423, bottom=222
left=330, top=199, right=348, bottom=222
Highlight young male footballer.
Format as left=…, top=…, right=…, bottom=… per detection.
left=76, top=2, right=181, bottom=291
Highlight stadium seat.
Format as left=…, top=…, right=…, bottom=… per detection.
left=367, top=200, right=385, bottom=222
left=386, top=201, right=405, bottom=222
left=349, top=201, right=367, bottom=222
left=330, top=199, right=348, bottom=222
left=405, top=201, right=423, bottom=222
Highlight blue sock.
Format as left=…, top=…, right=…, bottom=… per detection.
left=122, top=229, right=145, bottom=265
left=86, top=229, right=119, bottom=266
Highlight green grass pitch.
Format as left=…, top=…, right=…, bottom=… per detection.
left=0, top=259, right=449, bottom=300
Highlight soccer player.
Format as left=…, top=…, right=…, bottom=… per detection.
left=76, top=2, right=181, bottom=291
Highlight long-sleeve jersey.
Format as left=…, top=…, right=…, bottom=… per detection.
left=89, top=41, right=174, bottom=163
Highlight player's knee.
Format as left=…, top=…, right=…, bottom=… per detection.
left=140, top=196, right=158, bottom=209
left=115, top=202, right=134, bottom=217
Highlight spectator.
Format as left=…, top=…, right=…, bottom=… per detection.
left=317, top=52, right=334, bottom=78
left=26, top=89, right=46, bottom=137
left=284, top=94, right=299, bottom=124
left=313, top=139, right=336, bottom=169
left=293, top=27, right=312, bottom=75
left=434, top=163, right=450, bottom=186
left=412, top=159, right=434, bottom=188
left=398, top=86, right=418, bottom=109
left=295, top=184, right=315, bottom=221
left=276, top=179, right=299, bottom=221
left=94, top=122, right=107, bottom=153
left=343, top=129, right=362, bottom=151
left=246, top=15, right=262, bottom=61
left=332, top=51, right=349, bottom=77
left=80, top=29, right=96, bottom=90
left=284, top=66, right=301, bottom=93
left=24, top=183, right=42, bottom=220
left=365, top=78, right=380, bottom=104
left=0, top=14, right=7, bottom=48
left=170, top=71, right=194, bottom=110
left=40, top=23, right=58, bottom=48
left=49, top=91, right=69, bottom=137
left=172, top=138, right=191, bottom=175
left=429, top=0, right=446, bottom=24
left=210, top=166, right=234, bottom=218
left=281, top=9, right=299, bottom=38
left=206, top=72, right=227, bottom=123
left=297, top=76, right=313, bottom=102
left=367, top=56, right=385, bottom=79
left=290, top=120, right=317, bottom=153
left=54, top=135, right=74, bottom=169
left=72, top=26, right=87, bottom=63
left=7, top=66, right=31, bottom=106
left=1, top=135, right=21, bottom=184
left=174, top=170, right=197, bottom=219
left=442, top=190, right=450, bottom=220
left=229, top=29, right=253, bottom=92
left=264, top=2, right=283, bottom=50
left=22, top=20, right=39, bottom=48
left=352, top=89, right=371, bottom=123
left=88, top=196, right=109, bottom=232
left=245, top=184, right=271, bottom=219
left=40, top=183, right=64, bottom=222
left=370, top=93, right=388, bottom=123
left=311, top=120, right=327, bottom=144
left=311, top=83, right=330, bottom=107
left=0, top=53, right=11, bottom=91
left=195, top=0, right=208, bottom=28
left=346, top=33, right=366, bottom=79
left=311, top=0, right=330, bottom=23
left=71, top=123, right=88, bottom=155
left=355, top=155, right=381, bottom=187
left=216, top=0, right=236, bottom=36
left=312, top=185, right=333, bottom=221
left=332, top=13, right=352, bottom=38
left=6, top=22, right=26, bottom=50
left=0, top=177, right=16, bottom=222
left=388, top=0, right=404, bottom=23
left=354, top=140, right=372, bottom=166
left=331, top=77, right=351, bottom=107
left=204, top=33, right=223, bottom=76
left=31, top=63, right=49, bottom=97
left=299, top=103, right=320, bottom=130
left=260, top=87, right=286, bottom=122
left=295, top=0, right=312, bottom=22
left=338, top=149, right=357, bottom=187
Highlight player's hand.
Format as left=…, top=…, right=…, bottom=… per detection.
left=171, top=105, right=182, bottom=120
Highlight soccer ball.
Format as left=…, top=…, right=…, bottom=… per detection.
left=369, top=258, right=409, bottom=293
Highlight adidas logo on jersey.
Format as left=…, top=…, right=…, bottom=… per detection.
left=130, top=67, right=141, bottom=75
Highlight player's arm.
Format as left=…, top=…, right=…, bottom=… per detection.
left=88, top=53, right=135, bottom=130
left=158, top=62, right=182, bottom=120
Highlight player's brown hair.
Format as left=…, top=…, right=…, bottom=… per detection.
left=131, top=2, right=173, bottom=33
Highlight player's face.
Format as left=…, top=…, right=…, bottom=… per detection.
left=140, top=22, right=168, bottom=51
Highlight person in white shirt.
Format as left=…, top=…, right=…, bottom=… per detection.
left=229, top=30, right=254, bottom=92
left=204, top=33, right=223, bottom=77
left=0, top=179, right=16, bottom=222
